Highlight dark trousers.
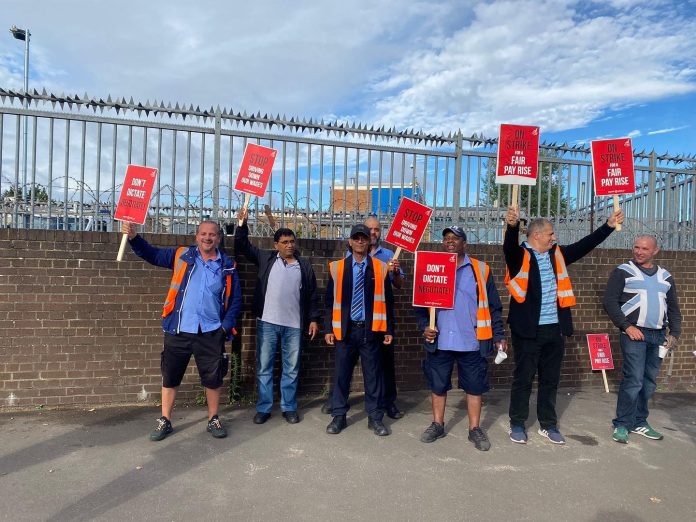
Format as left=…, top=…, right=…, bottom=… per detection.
left=379, top=342, right=397, bottom=408
left=509, top=324, right=565, bottom=429
left=325, top=341, right=396, bottom=411
left=331, top=326, right=384, bottom=421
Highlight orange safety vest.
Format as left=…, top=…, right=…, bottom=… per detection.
left=469, top=257, right=493, bottom=340
left=504, top=247, right=576, bottom=308
left=162, top=247, right=234, bottom=318
left=329, top=257, right=388, bottom=341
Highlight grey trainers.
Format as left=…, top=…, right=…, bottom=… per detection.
left=149, top=416, right=173, bottom=441
left=420, top=422, right=445, bottom=443
left=468, top=427, right=491, bottom=451
left=207, top=415, right=227, bottom=438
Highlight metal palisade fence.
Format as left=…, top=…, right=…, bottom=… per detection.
left=1, top=88, right=695, bottom=250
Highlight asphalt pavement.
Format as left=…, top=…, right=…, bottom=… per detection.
left=1, top=389, right=694, bottom=522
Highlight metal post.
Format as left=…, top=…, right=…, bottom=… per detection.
left=452, top=131, right=463, bottom=225
left=22, top=31, right=30, bottom=203
left=212, top=109, right=221, bottom=219
left=647, top=151, right=657, bottom=221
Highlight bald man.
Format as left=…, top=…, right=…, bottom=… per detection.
left=603, top=235, right=681, bottom=444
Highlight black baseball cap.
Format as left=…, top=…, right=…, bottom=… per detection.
left=442, top=226, right=467, bottom=241
left=350, top=224, right=370, bottom=239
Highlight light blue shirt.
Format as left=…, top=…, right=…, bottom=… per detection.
left=371, top=245, right=406, bottom=282
left=350, top=258, right=366, bottom=321
left=178, top=249, right=224, bottom=334
left=436, top=255, right=479, bottom=352
left=525, top=242, right=559, bottom=325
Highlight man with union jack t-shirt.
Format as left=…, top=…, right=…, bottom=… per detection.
left=603, top=235, right=682, bottom=444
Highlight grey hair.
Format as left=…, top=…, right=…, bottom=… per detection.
left=196, top=220, right=222, bottom=237
left=527, top=218, right=552, bottom=237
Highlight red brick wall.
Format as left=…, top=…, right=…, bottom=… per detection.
left=0, top=228, right=693, bottom=408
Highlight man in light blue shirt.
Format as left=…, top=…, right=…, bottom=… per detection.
left=124, top=221, right=242, bottom=441
left=415, top=226, right=507, bottom=451
left=366, top=216, right=406, bottom=419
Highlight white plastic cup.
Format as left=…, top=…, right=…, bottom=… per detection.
left=658, top=345, right=669, bottom=359
left=494, top=349, right=508, bottom=365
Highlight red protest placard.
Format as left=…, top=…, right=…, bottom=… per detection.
left=233, top=143, right=277, bottom=197
left=591, top=138, right=635, bottom=196
left=384, top=197, right=433, bottom=253
left=586, top=334, right=614, bottom=370
left=114, top=165, right=158, bottom=224
left=412, top=251, right=458, bottom=309
left=495, top=124, right=540, bottom=186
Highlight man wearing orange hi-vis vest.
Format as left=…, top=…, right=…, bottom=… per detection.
left=504, top=205, right=624, bottom=445
left=122, top=221, right=242, bottom=441
left=324, top=224, right=395, bottom=437
left=415, top=226, right=507, bottom=451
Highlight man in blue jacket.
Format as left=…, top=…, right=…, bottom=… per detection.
left=235, top=208, right=320, bottom=425
left=123, top=221, right=242, bottom=441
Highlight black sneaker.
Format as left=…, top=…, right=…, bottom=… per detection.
left=420, top=422, right=445, bottom=443
left=149, top=416, right=173, bottom=441
left=207, top=415, right=227, bottom=438
left=468, top=427, right=491, bottom=451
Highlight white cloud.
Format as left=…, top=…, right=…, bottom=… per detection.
left=369, top=0, right=696, bottom=135
left=627, top=130, right=642, bottom=138
left=1, top=0, right=694, bottom=145
left=647, top=125, right=689, bottom=135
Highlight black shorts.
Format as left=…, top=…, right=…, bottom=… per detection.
left=161, top=328, right=229, bottom=389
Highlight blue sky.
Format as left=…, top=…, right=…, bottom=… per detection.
left=1, top=0, right=695, bottom=157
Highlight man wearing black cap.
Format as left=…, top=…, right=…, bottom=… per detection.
left=415, top=226, right=507, bottom=450
left=324, top=224, right=395, bottom=436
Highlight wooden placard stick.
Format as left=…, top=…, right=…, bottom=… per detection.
left=613, top=195, right=622, bottom=231
left=238, top=193, right=252, bottom=226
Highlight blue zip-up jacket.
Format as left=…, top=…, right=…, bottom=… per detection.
left=129, top=234, right=242, bottom=340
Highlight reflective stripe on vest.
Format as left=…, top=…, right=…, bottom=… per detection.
left=553, top=249, right=576, bottom=308
left=162, top=247, right=188, bottom=318
left=470, top=257, right=493, bottom=340
left=504, top=248, right=576, bottom=308
left=329, top=257, right=388, bottom=341
left=162, top=248, right=235, bottom=318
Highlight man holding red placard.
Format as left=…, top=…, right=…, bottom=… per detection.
left=366, top=216, right=405, bottom=419
left=415, top=226, right=507, bottom=451
left=234, top=208, right=320, bottom=426
left=122, top=221, right=242, bottom=441
left=504, top=205, right=623, bottom=445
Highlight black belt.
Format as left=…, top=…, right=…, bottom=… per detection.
left=350, top=320, right=366, bottom=327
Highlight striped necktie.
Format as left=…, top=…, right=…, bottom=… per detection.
left=351, top=261, right=365, bottom=320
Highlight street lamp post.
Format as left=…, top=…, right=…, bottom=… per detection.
left=9, top=25, right=30, bottom=204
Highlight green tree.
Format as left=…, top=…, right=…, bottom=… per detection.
left=2, top=184, right=50, bottom=203
left=482, top=149, right=571, bottom=217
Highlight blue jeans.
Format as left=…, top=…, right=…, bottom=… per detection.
left=613, top=328, right=665, bottom=429
left=256, top=319, right=302, bottom=413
